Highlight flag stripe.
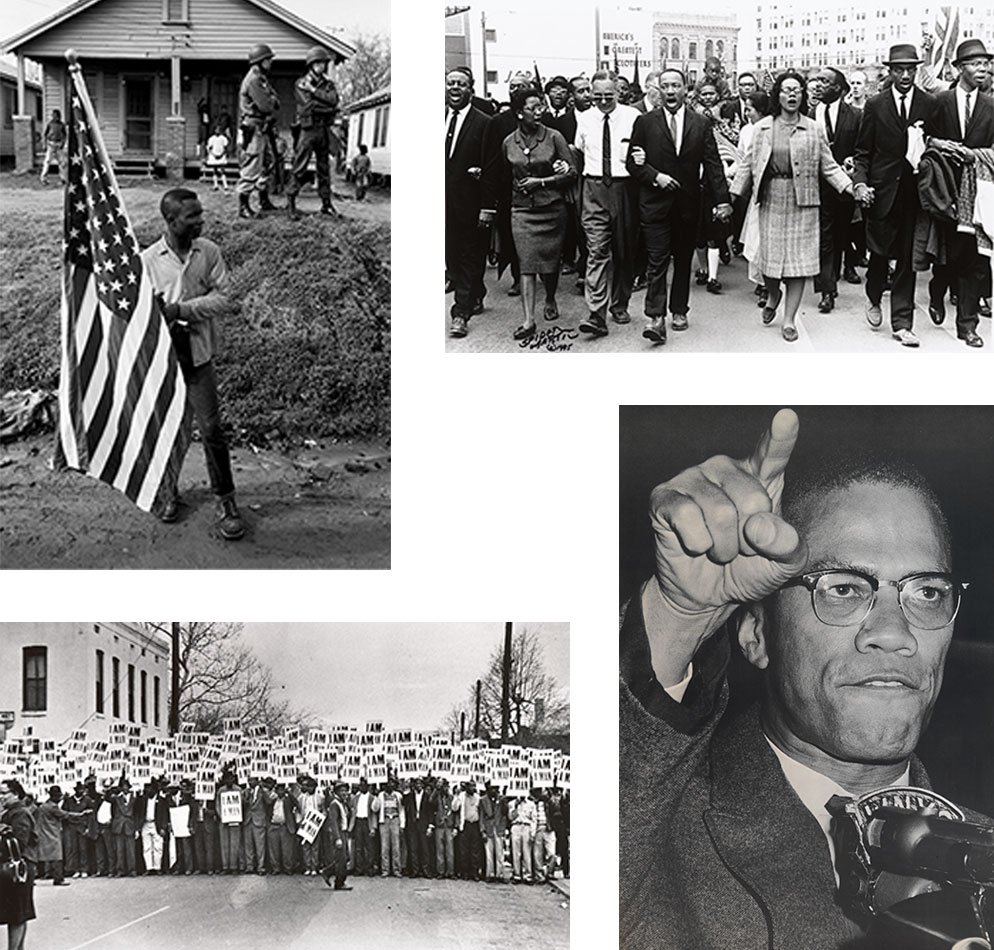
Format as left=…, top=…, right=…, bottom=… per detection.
left=54, top=63, right=190, bottom=516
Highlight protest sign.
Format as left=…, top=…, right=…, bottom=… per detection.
left=218, top=789, right=243, bottom=824
left=297, top=808, right=325, bottom=844
left=170, top=804, right=191, bottom=837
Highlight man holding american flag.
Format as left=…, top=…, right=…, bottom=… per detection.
left=142, top=190, right=245, bottom=539
left=55, top=52, right=243, bottom=541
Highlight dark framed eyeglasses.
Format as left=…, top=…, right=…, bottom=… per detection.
left=782, top=569, right=968, bottom=630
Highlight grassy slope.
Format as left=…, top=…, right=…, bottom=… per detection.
left=0, top=179, right=390, bottom=444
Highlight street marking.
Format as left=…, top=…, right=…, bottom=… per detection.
left=66, top=906, right=170, bottom=949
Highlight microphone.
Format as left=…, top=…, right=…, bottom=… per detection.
left=865, top=806, right=994, bottom=888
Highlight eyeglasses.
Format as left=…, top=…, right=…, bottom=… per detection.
left=591, top=94, right=616, bottom=102
left=782, top=569, right=968, bottom=630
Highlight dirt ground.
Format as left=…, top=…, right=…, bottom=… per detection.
left=0, top=172, right=390, bottom=569
left=0, top=433, right=390, bottom=569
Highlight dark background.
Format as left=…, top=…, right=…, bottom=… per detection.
left=619, top=405, right=994, bottom=817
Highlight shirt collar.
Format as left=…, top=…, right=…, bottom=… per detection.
left=765, top=733, right=910, bottom=836
left=892, top=85, right=914, bottom=109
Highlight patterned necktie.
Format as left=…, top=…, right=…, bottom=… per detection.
left=602, top=113, right=612, bottom=184
left=669, top=111, right=678, bottom=152
left=445, top=109, right=458, bottom=159
left=965, top=92, right=973, bottom=136
left=899, top=93, right=907, bottom=125
left=824, top=105, right=834, bottom=142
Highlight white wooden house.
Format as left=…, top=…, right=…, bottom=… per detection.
left=344, top=84, right=390, bottom=183
left=0, top=61, right=42, bottom=162
left=2, top=0, right=353, bottom=176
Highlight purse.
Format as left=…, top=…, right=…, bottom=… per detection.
left=0, top=831, right=28, bottom=885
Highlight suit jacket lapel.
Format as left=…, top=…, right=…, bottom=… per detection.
left=703, top=706, right=864, bottom=948
left=659, top=108, right=678, bottom=157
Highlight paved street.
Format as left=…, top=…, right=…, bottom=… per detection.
left=445, top=257, right=992, bottom=353
left=27, top=874, right=568, bottom=950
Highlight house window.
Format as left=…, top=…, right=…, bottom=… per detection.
left=688, top=41, right=697, bottom=60
left=660, top=38, right=670, bottom=59
left=123, top=77, right=153, bottom=152
left=96, top=650, right=105, bottom=714
left=376, top=105, right=390, bottom=147
left=23, top=647, right=47, bottom=712
left=127, top=664, right=135, bottom=722
left=3, top=87, right=15, bottom=129
left=162, top=0, right=189, bottom=23
left=154, top=676, right=161, bottom=727
left=671, top=39, right=680, bottom=59
left=140, top=670, right=147, bottom=724
left=112, top=657, right=121, bottom=717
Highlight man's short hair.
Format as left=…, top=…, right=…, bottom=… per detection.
left=590, top=70, right=618, bottom=86
left=569, top=75, right=590, bottom=90
left=781, top=452, right=952, bottom=558
left=659, top=67, right=688, bottom=87
left=447, top=65, right=474, bottom=85
left=160, top=187, right=199, bottom=221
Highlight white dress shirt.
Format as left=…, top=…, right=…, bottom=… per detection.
left=956, top=84, right=977, bottom=139
left=816, top=100, right=840, bottom=139
left=575, top=103, right=640, bottom=177
left=445, top=106, right=470, bottom=160
left=891, top=85, right=915, bottom=122
left=661, top=104, right=686, bottom=154
left=355, top=791, right=369, bottom=820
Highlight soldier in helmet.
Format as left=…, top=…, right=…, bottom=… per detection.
left=237, top=42, right=281, bottom=219
left=286, top=46, right=341, bottom=220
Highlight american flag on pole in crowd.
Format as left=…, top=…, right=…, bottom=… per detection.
left=927, top=6, right=960, bottom=78
left=54, top=51, right=190, bottom=517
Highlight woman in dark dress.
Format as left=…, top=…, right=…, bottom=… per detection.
left=1, top=779, right=36, bottom=950
left=501, top=87, right=577, bottom=341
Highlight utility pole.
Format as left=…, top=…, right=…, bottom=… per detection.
left=474, top=679, right=482, bottom=738
left=500, top=621, right=512, bottom=742
left=170, top=622, right=180, bottom=735
left=481, top=11, right=489, bottom=98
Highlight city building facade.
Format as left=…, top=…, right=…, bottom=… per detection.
left=0, top=622, right=170, bottom=743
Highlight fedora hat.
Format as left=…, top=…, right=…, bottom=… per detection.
left=883, top=44, right=924, bottom=66
left=953, top=39, right=993, bottom=65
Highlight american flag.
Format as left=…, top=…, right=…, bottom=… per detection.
left=928, top=6, right=960, bottom=77
left=54, top=58, right=190, bottom=516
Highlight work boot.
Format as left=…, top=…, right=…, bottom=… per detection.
left=238, top=194, right=257, bottom=219
left=319, top=201, right=341, bottom=218
left=216, top=496, right=245, bottom=540
left=258, top=191, right=278, bottom=212
left=287, top=195, right=301, bottom=221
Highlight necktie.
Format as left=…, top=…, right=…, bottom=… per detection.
left=445, top=109, right=458, bottom=159
left=899, top=94, right=907, bottom=125
left=602, top=113, right=612, bottom=184
left=824, top=105, right=834, bottom=142
left=669, top=111, right=679, bottom=152
left=965, top=92, right=973, bottom=136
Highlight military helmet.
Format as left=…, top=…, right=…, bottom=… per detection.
left=248, top=43, right=275, bottom=65
left=306, top=46, right=332, bottom=67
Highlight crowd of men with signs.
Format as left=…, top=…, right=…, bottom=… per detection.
left=1, top=718, right=570, bottom=885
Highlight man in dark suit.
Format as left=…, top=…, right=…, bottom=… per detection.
left=445, top=66, right=497, bottom=339
left=542, top=76, right=572, bottom=124
left=620, top=408, right=990, bottom=949
left=402, top=777, right=434, bottom=877
left=626, top=68, right=731, bottom=345
left=719, top=71, right=757, bottom=127
left=241, top=775, right=269, bottom=873
left=853, top=44, right=935, bottom=346
left=923, top=39, right=993, bottom=348
left=110, top=779, right=138, bottom=877
left=809, top=67, right=862, bottom=312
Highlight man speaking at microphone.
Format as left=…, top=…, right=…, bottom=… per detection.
left=619, top=408, right=991, bottom=949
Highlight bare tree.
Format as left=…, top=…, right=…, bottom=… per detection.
left=335, top=32, right=391, bottom=104
left=139, top=623, right=311, bottom=733
left=442, top=627, right=569, bottom=742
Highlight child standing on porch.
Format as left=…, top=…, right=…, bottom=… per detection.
left=206, top=125, right=230, bottom=192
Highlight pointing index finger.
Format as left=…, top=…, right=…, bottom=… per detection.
left=748, top=408, right=800, bottom=486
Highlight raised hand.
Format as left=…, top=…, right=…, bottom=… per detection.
left=645, top=410, right=809, bottom=681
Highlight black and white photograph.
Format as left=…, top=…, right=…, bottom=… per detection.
left=619, top=406, right=994, bottom=948
left=444, top=2, right=993, bottom=352
left=0, top=0, right=390, bottom=568
left=0, top=621, right=570, bottom=949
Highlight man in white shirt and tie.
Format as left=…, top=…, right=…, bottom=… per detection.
left=349, top=778, right=376, bottom=876
left=574, top=71, right=641, bottom=338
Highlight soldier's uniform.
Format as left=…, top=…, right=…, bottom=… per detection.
left=287, top=46, right=341, bottom=219
left=237, top=43, right=281, bottom=217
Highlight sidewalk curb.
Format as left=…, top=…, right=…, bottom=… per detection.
left=549, top=877, right=570, bottom=899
